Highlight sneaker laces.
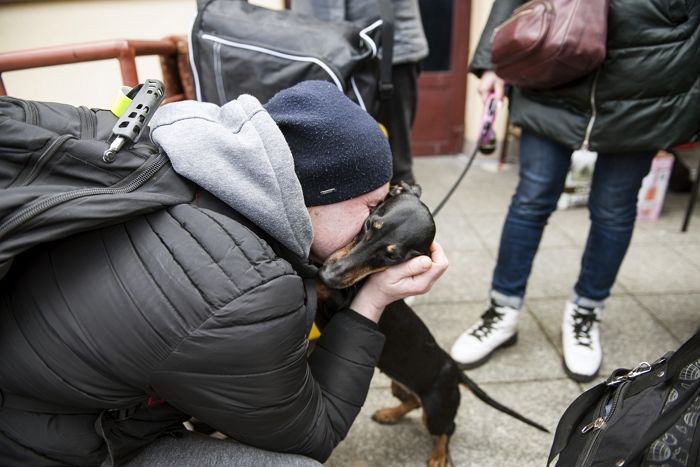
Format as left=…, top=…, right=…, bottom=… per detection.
left=469, top=306, right=504, bottom=341
left=571, top=308, right=599, bottom=348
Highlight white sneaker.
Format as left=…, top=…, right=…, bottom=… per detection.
left=451, top=302, right=519, bottom=369
left=562, top=301, right=603, bottom=382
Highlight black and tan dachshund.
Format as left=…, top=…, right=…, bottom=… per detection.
left=316, top=182, right=548, bottom=467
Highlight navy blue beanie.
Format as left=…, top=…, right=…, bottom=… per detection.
left=264, top=80, right=392, bottom=206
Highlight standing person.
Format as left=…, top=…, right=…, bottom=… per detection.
left=292, top=0, right=429, bottom=185
left=450, top=0, right=700, bottom=382
left=0, top=81, right=447, bottom=466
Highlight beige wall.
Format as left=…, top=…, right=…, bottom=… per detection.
left=466, top=0, right=507, bottom=150
left=0, top=0, right=282, bottom=107
left=1, top=0, right=496, bottom=154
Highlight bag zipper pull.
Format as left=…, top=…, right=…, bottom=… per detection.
left=581, top=417, right=606, bottom=434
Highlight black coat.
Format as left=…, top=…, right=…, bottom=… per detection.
left=0, top=194, right=385, bottom=465
left=471, top=0, right=700, bottom=153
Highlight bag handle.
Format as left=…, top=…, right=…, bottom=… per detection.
left=376, top=0, right=394, bottom=100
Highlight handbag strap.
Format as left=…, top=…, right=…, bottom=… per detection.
left=376, top=0, right=395, bottom=100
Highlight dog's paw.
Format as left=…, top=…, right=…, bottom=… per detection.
left=427, top=455, right=448, bottom=467
left=427, top=434, right=449, bottom=467
left=371, top=407, right=405, bottom=425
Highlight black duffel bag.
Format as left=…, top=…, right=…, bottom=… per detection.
left=548, top=328, right=700, bottom=467
left=189, top=0, right=394, bottom=117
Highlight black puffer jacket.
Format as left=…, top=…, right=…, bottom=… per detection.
left=0, top=96, right=385, bottom=465
left=471, top=0, right=700, bottom=153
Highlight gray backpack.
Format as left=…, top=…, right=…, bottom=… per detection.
left=0, top=80, right=195, bottom=279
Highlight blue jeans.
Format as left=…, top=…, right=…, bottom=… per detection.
left=491, top=130, right=655, bottom=309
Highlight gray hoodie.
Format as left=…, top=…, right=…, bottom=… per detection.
left=150, top=95, right=313, bottom=259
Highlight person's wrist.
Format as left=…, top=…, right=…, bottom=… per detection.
left=350, top=289, right=385, bottom=323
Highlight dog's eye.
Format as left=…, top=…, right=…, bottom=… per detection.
left=385, top=245, right=400, bottom=260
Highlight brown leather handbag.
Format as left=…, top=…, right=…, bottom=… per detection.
left=490, top=0, right=609, bottom=89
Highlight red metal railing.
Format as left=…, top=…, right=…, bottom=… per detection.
left=0, top=38, right=188, bottom=103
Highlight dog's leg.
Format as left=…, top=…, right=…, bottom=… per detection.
left=427, top=434, right=449, bottom=467
left=371, top=380, right=421, bottom=424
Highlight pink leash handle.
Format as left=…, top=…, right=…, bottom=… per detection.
left=477, top=92, right=498, bottom=154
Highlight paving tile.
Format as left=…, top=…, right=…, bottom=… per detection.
left=416, top=157, right=518, bottom=218
left=617, top=243, right=700, bottom=294
left=409, top=249, right=495, bottom=306
left=449, top=379, right=581, bottom=467
left=325, top=386, right=439, bottom=467
left=411, top=302, right=564, bottom=384
left=528, top=295, right=680, bottom=380
left=524, top=246, right=589, bottom=300
left=548, top=207, right=592, bottom=246
left=434, top=212, right=487, bottom=254
left=668, top=243, right=700, bottom=270
left=463, top=213, right=506, bottom=254
left=468, top=213, right=576, bottom=257
left=634, top=293, right=700, bottom=343
left=632, top=200, right=700, bottom=245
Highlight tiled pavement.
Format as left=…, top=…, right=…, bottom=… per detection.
left=325, top=147, right=700, bottom=467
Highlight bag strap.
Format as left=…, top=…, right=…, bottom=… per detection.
left=666, top=326, right=700, bottom=378
left=376, top=0, right=395, bottom=100
left=626, top=378, right=700, bottom=465
left=622, top=328, right=700, bottom=464
left=546, top=382, right=608, bottom=465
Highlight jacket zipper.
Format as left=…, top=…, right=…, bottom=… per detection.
left=26, top=100, right=39, bottom=125
left=581, top=69, right=601, bottom=151
left=20, top=134, right=75, bottom=186
left=0, top=152, right=169, bottom=240
left=576, top=381, right=628, bottom=467
left=78, top=106, right=96, bottom=139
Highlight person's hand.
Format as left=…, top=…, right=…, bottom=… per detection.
left=477, top=70, right=506, bottom=105
left=350, top=241, right=448, bottom=322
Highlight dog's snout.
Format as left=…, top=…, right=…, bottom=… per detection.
left=318, top=265, right=345, bottom=289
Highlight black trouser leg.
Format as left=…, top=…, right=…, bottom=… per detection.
left=379, top=62, right=420, bottom=185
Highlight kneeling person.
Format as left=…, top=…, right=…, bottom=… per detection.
left=0, top=81, right=447, bottom=466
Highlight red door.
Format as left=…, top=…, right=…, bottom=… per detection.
left=413, top=0, right=471, bottom=156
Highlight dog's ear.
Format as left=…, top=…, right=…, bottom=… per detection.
left=408, top=183, right=422, bottom=198
left=399, top=181, right=422, bottom=198
left=389, top=184, right=405, bottom=197
left=389, top=182, right=423, bottom=198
